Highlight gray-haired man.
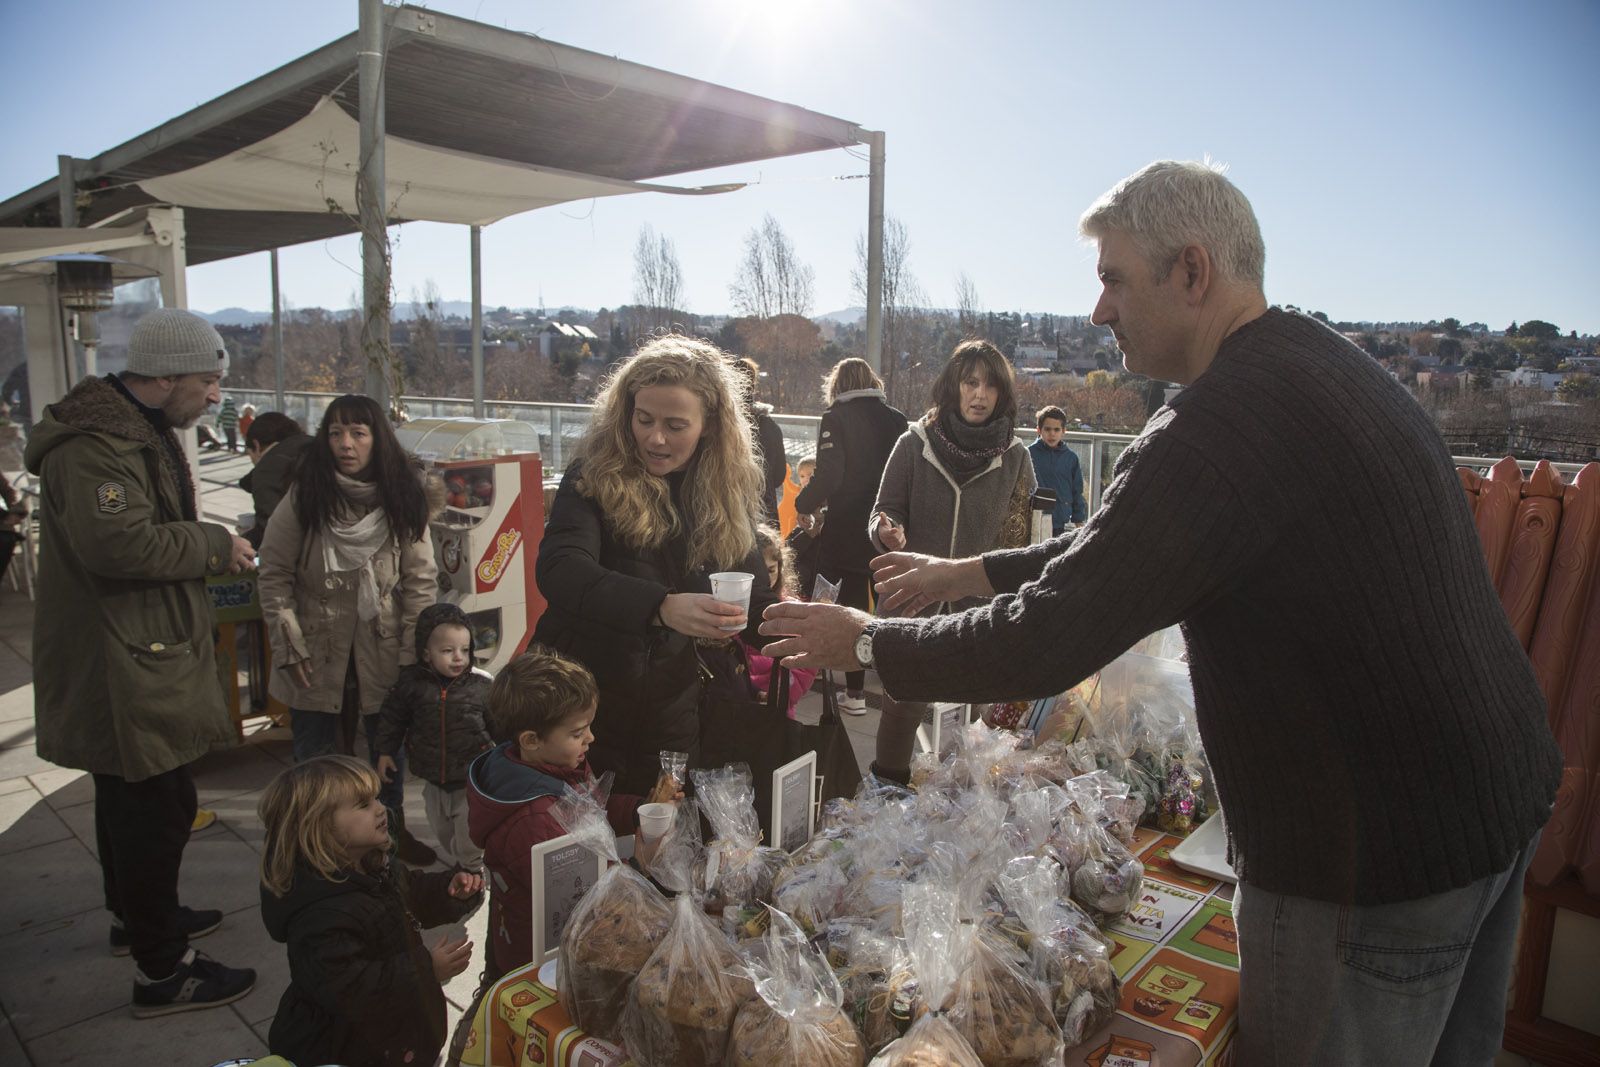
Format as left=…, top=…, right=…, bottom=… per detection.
left=762, top=161, right=1560, bottom=1064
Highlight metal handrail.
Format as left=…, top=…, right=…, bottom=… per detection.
left=224, top=388, right=1588, bottom=517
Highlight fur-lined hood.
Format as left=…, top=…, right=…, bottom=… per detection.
left=26, top=375, right=186, bottom=494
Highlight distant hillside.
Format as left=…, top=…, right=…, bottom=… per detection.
left=200, top=307, right=275, bottom=327
left=197, top=303, right=587, bottom=323
left=814, top=307, right=865, bottom=326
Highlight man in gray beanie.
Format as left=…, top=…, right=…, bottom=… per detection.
left=25, top=307, right=258, bottom=1017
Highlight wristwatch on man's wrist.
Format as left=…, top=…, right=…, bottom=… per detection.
left=853, top=620, right=878, bottom=669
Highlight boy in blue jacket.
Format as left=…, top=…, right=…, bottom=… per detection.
left=1027, top=405, right=1088, bottom=535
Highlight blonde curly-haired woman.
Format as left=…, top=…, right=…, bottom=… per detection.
left=531, top=336, right=777, bottom=794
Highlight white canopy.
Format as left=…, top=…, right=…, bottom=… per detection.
left=139, top=96, right=743, bottom=226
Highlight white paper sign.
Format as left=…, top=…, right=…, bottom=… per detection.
left=771, top=750, right=818, bottom=852
left=529, top=833, right=602, bottom=964
left=921, top=702, right=970, bottom=760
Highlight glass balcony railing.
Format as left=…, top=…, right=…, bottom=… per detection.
left=226, top=389, right=1587, bottom=519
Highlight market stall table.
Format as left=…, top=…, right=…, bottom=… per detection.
left=459, top=822, right=1241, bottom=1067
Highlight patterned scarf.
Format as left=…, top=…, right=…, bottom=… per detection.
left=926, top=408, right=1016, bottom=485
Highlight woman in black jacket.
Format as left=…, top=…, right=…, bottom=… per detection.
left=792, top=358, right=908, bottom=711
left=532, top=336, right=777, bottom=795
left=730, top=356, right=788, bottom=525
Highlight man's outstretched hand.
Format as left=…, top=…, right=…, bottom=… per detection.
left=871, top=552, right=993, bottom=616
left=759, top=601, right=872, bottom=672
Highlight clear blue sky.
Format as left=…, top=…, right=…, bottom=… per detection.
left=4, top=0, right=1596, bottom=332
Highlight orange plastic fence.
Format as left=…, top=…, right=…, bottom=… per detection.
left=1460, top=459, right=1600, bottom=893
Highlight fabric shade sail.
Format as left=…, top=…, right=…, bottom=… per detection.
left=138, top=96, right=744, bottom=226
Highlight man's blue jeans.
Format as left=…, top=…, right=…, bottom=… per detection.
left=289, top=709, right=405, bottom=814
left=1235, top=834, right=1537, bottom=1066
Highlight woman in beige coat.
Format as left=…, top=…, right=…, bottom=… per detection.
left=258, top=394, right=439, bottom=864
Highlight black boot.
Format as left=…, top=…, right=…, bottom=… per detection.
left=868, top=761, right=912, bottom=788
left=391, top=810, right=437, bottom=867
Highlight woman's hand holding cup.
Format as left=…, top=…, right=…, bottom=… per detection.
left=658, top=592, right=746, bottom=638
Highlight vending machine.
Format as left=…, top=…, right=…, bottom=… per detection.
left=395, top=417, right=546, bottom=674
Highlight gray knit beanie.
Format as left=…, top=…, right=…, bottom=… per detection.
left=126, top=308, right=229, bottom=377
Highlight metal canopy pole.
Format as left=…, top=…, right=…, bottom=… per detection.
left=271, top=249, right=285, bottom=410
left=864, top=131, right=885, bottom=374
left=358, top=0, right=391, bottom=409
left=57, top=156, right=80, bottom=385
left=470, top=225, right=484, bottom=418
left=56, top=156, right=78, bottom=228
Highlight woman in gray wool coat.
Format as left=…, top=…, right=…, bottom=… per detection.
left=868, top=339, right=1034, bottom=781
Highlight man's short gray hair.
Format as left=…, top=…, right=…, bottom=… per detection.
left=1079, top=160, right=1266, bottom=288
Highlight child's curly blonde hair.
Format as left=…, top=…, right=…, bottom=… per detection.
left=258, top=755, right=383, bottom=897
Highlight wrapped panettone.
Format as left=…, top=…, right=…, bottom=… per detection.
left=945, top=929, right=1063, bottom=1067
left=621, top=892, right=755, bottom=1066
left=726, top=909, right=865, bottom=1067
left=549, top=779, right=673, bottom=1041
left=868, top=885, right=985, bottom=1067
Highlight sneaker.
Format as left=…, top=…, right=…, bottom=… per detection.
left=839, top=693, right=869, bottom=715
left=111, top=907, right=223, bottom=957
left=131, top=949, right=255, bottom=1018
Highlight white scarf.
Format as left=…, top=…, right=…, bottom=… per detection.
left=322, top=473, right=392, bottom=621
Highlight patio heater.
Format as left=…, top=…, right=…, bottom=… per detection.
left=3, top=253, right=159, bottom=382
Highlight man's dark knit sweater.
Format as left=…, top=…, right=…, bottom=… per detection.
left=873, top=308, right=1561, bottom=905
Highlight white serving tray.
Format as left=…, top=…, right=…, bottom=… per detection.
left=1167, top=811, right=1238, bottom=884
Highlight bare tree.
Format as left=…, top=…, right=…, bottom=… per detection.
left=954, top=271, right=984, bottom=336
left=853, top=215, right=926, bottom=410
left=730, top=214, right=815, bottom=319
left=632, top=224, right=685, bottom=336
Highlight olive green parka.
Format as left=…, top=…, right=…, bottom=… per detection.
left=25, top=376, right=237, bottom=782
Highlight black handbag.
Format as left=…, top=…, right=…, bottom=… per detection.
left=696, top=642, right=862, bottom=843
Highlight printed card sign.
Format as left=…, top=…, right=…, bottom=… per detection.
left=772, top=751, right=817, bottom=852
left=529, top=834, right=601, bottom=964
left=1111, top=881, right=1205, bottom=943
left=918, top=703, right=970, bottom=757
left=934, top=703, right=969, bottom=759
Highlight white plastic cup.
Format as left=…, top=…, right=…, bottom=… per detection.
left=637, top=802, right=675, bottom=842
left=708, top=571, right=754, bottom=632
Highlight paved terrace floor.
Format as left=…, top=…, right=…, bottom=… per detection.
left=0, top=448, right=1543, bottom=1066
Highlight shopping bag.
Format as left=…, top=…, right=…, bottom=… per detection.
left=697, top=644, right=861, bottom=842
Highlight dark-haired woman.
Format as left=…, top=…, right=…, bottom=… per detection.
left=258, top=394, right=440, bottom=864
left=867, top=340, right=1034, bottom=782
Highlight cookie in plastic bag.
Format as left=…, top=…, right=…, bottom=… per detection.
left=550, top=780, right=673, bottom=1041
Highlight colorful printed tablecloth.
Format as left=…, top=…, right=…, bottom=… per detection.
left=459, top=969, right=631, bottom=1067
left=462, top=825, right=1239, bottom=1067
left=1072, top=825, right=1239, bottom=1066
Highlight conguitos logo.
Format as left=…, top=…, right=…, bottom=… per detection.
left=475, top=500, right=523, bottom=592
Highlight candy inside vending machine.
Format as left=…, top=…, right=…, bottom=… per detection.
left=395, top=417, right=546, bottom=674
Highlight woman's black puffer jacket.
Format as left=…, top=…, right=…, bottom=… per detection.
left=532, top=461, right=775, bottom=795
left=794, top=390, right=909, bottom=577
